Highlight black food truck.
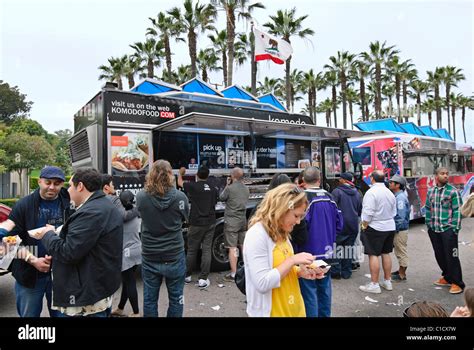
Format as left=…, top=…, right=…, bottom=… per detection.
left=69, top=78, right=369, bottom=270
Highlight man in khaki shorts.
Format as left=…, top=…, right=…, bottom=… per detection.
left=219, top=167, right=249, bottom=281
left=389, top=175, right=410, bottom=281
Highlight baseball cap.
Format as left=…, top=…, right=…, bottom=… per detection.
left=340, top=172, right=354, bottom=182
left=39, top=166, right=66, bottom=182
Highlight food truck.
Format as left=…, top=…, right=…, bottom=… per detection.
left=69, top=78, right=368, bottom=270
left=350, top=119, right=473, bottom=220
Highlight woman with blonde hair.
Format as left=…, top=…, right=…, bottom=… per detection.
left=243, top=183, right=324, bottom=317
left=136, top=160, right=189, bottom=317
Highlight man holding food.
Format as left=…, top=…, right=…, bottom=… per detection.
left=0, top=166, right=73, bottom=317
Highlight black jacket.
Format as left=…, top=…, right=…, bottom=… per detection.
left=8, top=188, right=73, bottom=288
left=331, top=184, right=362, bottom=237
left=41, top=191, right=123, bottom=307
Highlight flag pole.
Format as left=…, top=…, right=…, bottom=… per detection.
left=250, top=20, right=257, bottom=96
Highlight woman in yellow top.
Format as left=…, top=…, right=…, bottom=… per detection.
left=243, top=183, right=325, bottom=317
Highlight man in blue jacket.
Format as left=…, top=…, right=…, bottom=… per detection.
left=389, top=175, right=410, bottom=281
left=299, top=167, right=343, bottom=317
left=0, top=166, right=72, bottom=317
left=331, top=172, right=362, bottom=279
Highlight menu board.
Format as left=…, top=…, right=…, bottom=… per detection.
left=255, top=138, right=277, bottom=169
left=110, top=130, right=152, bottom=194
left=276, top=140, right=311, bottom=168
left=199, top=135, right=226, bottom=169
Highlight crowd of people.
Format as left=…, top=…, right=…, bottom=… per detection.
left=0, top=163, right=472, bottom=318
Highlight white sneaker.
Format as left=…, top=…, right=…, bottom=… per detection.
left=198, top=279, right=210, bottom=288
left=380, top=279, right=393, bottom=291
left=185, top=275, right=192, bottom=284
left=359, top=282, right=382, bottom=294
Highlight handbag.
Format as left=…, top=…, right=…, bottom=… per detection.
left=234, top=260, right=246, bottom=295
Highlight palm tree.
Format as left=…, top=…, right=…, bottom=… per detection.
left=361, top=41, right=399, bottom=118
left=410, top=79, right=430, bottom=126
left=98, top=56, right=128, bottom=90
left=325, top=51, right=356, bottom=129
left=381, top=82, right=396, bottom=118
left=324, top=70, right=339, bottom=127
left=301, top=69, right=325, bottom=123
left=351, top=59, right=370, bottom=121
left=441, top=66, right=465, bottom=135
left=426, top=67, right=444, bottom=129
left=288, top=69, right=304, bottom=112
left=448, top=93, right=461, bottom=140
left=147, top=12, right=185, bottom=79
left=317, top=98, right=334, bottom=127
left=175, top=64, right=193, bottom=84
left=401, top=63, right=418, bottom=122
left=264, top=8, right=314, bottom=109
left=208, top=30, right=228, bottom=86
left=130, top=38, right=164, bottom=78
left=168, top=0, right=216, bottom=78
left=345, top=86, right=359, bottom=128
left=197, top=48, right=221, bottom=82
left=124, top=55, right=143, bottom=89
left=422, top=98, right=436, bottom=127
left=211, top=0, right=265, bottom=87
left=233, top=33, right=251, bottom=72
left=457, top=94, right=473, bottom=143
left=257, top=77, right=283, bottom=97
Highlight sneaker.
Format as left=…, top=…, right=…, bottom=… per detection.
left=198, top=278, right=210, bottom=288
left=434, top=277, right=451, bottom=286
left=128, top=313, right=140, bottom=317
left=380, top=279, right=393, bottom=291
left=449, top=284, right=463, bottom=294
left=391, top=271, right=400, bottom=277
left=359, top=282, right=381, bottom=294
left=223, top=273, right=235, bottom=282
left=185, top=275, right=192, bottom=284
left=351, top=263, right=360, bottom=271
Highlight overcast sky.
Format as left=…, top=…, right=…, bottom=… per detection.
left=1, top=0, right=473, bottom=143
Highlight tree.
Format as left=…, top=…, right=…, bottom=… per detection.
left=7, top=118, right=49, bottom=138
left=426, top=68, right=444, bottom=128
left=422, top=98, right=436, bottom=127
left=441, top=66, right=465, bottom=135
left=324, top=70, right=339, bottom=127
left=264, top=8, right=314, bottom=109
left=457, top=94, right=473, bottom=143
left=325, top=51, right=356, bottom=129
left=301, top=69, right=325, bottom=124
left=98, top=56, right=128, bottom=90
left=208, top=30, right=229, bottom=86
left=361, top=41, right=399, bottom=118
left=130, top=38, right=165, bottom=79
left=1, top=132, right=55, bottom=196
left=351, top=60, right=370, bottom=121
left=168, top=0, right=217, bottom=78
left=317, top=98, right=333, bottom=127
left=147, top=12, right=185, bottom=78
left=211, top=0, right=265, bottom=87
left=410, top=80, right=430, bottom=126
left=196, top=48, right=221, bottom=82
left=0, top=81, right=33, bottom=124
left=50, top=129, right=73, bottom=175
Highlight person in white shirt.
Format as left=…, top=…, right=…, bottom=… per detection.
left=359, top=170, right=397, bottom=294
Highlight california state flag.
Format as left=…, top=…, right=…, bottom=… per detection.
left=253, top=27, right=293, bottom=65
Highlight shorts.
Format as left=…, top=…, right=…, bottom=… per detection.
left=224, top=219, right=247, bottom=248
left=361, top=226, right=395, bottom=256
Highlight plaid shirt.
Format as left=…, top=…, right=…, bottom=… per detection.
left=425, top=183, right=462, bottom=233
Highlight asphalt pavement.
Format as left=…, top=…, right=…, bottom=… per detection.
left=0, top=218, right=472, bottom=317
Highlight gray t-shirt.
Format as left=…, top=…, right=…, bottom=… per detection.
left=219, top=181, right=249, bottom=221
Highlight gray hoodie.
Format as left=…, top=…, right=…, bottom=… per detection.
left=136, top=187, right=189, bottom=261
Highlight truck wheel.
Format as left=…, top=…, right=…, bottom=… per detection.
left=211, top=224, right=230, bottom=272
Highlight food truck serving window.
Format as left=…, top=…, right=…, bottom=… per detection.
left=352, top=147, right=372, bottom=166
left=155, top=132, right=198, bottom=169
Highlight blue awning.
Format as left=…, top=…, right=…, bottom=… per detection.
left=419, top=126, right=442, bottom=138
left=258, top=93, right=287, bottom=112
left=180, top=77, right=223, bottom=96
left=435, top=128, right=454, bottom=140
left=221, top=85, right=258, bottom=101
left=131, top=78, right=180, bottom=94
left=399, top=122, right=424, bottom=135
left=354, top=119, right=406, bottom=133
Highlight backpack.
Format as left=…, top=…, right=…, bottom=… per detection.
left=234, top=260, right=246, bottom=295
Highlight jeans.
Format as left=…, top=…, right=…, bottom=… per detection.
left=142, top=251, right=186, bottom=317
left=186, top=224, right=216, bottom=280
left=299, top=275, right=332, bottom=317
left=15, top=274, right=61, bottom=317
left=332, top=233, right=358, bottom=278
